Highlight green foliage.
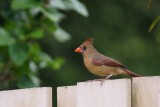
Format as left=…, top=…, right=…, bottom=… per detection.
left=9, top=43, right=30, bottom=65
left=11, top=0, right=38, bottom=10
left=0, top=27, right=15, bottom=46
left=0, top=0, right=88, bottom=89
left=50, top=0, right=88, bottom=17
left=147, top=0, right=160, bottom=34
left=27, top=29, right=44, bottom=39
left=149, top=16, right=160, bottom=32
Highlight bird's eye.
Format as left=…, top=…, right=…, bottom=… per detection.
left=83, top=46, right=87, bottom=50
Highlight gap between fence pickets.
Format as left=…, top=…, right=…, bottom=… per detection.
left=57, top=79, right=131, bottom=107
left=0, top=87, right=52, bottom=107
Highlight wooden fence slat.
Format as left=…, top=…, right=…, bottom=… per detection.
left=0, top=87, right=52, bottom=107
left=77, top=79, right=131, bottom=107
left=132, top=76, right=160, bottom=107
left=57, top=86, right=77, bottom=107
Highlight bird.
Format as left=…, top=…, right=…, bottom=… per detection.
left=75, top=38, right=141, bottom=79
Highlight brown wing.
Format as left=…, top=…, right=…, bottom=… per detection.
left=92, top=55, right=142, bottom=77
left=92, top=56, right=125, bottom=68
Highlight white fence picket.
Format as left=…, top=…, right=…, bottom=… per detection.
left=0, top=87, right=52, bottom=107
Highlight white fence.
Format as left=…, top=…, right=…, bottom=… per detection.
left=0, top=76, right=159, bottom=107
left=57, top=76, right=160, bottom=107
left=0, top=87, right=52, bottom=107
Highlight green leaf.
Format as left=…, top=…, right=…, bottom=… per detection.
left=29, top=61, right=38, bottom=72
left=30, top=43, right=41, bottom=55
left=9, top=43, right=30, bottom=65
left=28, top=29, right=44, bottom=39
left=38, top=52, right=53, bottom=68
left=49, top=57, right=65, bottom=70
left=49, top=0, right=68, bottom=10
left=149, top=16, right=160, bottom=32
left=53, top=27, right=71, bottom=42
left=11, top=0, right=37, bottom=10
left=18, top=74, right=40, bottom=88
left=17, top=77, right=31, bottom=88
left=69, top=0, right=89, bottom=17
left=48, top=0, right=88, bottom=17
left=44, top=20, right=57, bottom=32
left=38, top=52, right=52, bottom=62
left=39, top=7, right=65, bottom=23
left=0, top=27, right=15, bottom=46
left=29, top=74, right=40, bottom=87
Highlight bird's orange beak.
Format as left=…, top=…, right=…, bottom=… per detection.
left=75, top=47, right=82, bottom=53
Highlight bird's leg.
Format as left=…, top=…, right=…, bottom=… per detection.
left=93, top=73, right=113, bottom=81
left=86, top=74, right=113, bottom=85
left=96, top=73, right=113, bottom=86
left=98, top=73, right=113, bottom=85
left=91, top=73, right=113, bottom=86
left=105, top=73, right=113, bottom=79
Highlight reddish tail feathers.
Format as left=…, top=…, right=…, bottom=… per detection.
left=124, top=69, right=141, bottom=77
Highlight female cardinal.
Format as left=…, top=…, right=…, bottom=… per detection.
left=75, top=38, right=141, bottom=79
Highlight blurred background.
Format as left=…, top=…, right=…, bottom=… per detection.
left=0, top=0, right=160, bottom=106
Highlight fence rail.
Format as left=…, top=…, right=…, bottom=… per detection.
left=57, top=76, right=160, bottom=107
left=0, top=87, right=52, bottom=107
left=0, top=76, right=159, bottom=107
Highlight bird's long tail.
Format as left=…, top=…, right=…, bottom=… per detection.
left=124, top=69, right=141, bottom=77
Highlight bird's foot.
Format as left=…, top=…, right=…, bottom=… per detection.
left=93, top=78, right=109, bottom=81
left=85, top=75, right=112, bottom=85
left=93, top=78, right=110, bottom=86
left=85, top=78, right=109, bottom=83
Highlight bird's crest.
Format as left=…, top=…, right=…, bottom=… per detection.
left=84, top=38, right=94, bottom=44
